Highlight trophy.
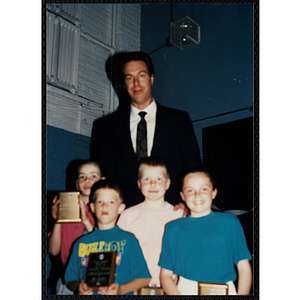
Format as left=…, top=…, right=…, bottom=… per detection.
left=138, top=286, right=164, bottom=295
left=56, top=191, right=81, bottom=223
left=85, top=251, right=117, bottom=291
left=198, top=282, right=228, bottom=295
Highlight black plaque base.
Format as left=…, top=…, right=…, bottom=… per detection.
left=85, top=251, right=117, bottom=291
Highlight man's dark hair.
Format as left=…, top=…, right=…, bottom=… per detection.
left=120, top=51, right=155, bottom=78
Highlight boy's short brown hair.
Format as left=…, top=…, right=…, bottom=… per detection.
left=137, top=156, right=170, bottom=179
left=180, top=168, right=216, bottom=190
left=89, top=179, right=123, bottom=204
left=77, top=160, right=101, bottom=177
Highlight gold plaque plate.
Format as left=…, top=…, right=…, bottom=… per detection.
left=198, top=282, right=228, bottom=295
left=57, top=191, right=81, bottom=223
left=138, top=286, right=164, bottom=295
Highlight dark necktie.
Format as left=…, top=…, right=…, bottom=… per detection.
left=136, top=111, right=147, bottom=160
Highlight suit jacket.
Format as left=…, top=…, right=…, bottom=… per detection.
left=90, top=102, right=202, bottom=208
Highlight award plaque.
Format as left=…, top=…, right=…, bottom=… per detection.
left=85, top=251, right=117, bottom=291
left=138, top=286, right=164, bottom=295
left=198, top=282, right=228, bottom=295
left=57, top=191, right=81, bottom=223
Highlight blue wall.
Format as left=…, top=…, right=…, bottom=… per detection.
left=46, top=125, right=91, bottom=191
left=141, top=3, right=254, bottom=153
left=47, top=3, right=254, bottom=191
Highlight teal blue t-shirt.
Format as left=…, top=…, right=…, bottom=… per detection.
left=65, top=225, right=151, bottom=295
left=159, top=211, right=252, bottom=283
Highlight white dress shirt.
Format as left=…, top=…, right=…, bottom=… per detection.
left=130, top=100, right=157, bottom=156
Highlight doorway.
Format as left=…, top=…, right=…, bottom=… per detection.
left=202, top=117, right=254, bottom=253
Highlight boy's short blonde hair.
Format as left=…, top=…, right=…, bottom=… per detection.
left=137, top=156, right=170, bottom=179
left=89, top=179, right=123, bottom=204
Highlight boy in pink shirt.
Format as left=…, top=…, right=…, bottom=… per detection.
left=117, top=156, right=184, bottom=289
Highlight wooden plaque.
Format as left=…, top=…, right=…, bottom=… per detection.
left=57, top=191, right=81, bottom=223
left=198, top=282, right=228, bottom=295
left=138, top=286, right=164, bottom=295
left=85, top=251, right=117, bottom=291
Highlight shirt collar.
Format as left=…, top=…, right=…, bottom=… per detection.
left=130, top=99, right=157, bottom=119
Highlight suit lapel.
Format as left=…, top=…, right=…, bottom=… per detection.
left=114, top=108, right=136, bottom=161
left=152, top=103, right=168, bottom=155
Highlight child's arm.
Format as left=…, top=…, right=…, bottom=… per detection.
left=48, top=196, right=61, bottom=255
left=119, top=278, right=150, bottom=295
left=160, top=268, right=181, bottom=295
left=97, top=283, right=119, bottom=295
left=236, top=259, right=252, bottom=295
left=173, top=202, right=189, bottom=217
left=78, top=195, right=94, bottom=232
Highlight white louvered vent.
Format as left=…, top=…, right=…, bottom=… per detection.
left=47, top=13, right=80, bottom=93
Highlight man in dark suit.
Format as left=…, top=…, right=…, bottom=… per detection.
left=90, top=52, right=202, bottom=208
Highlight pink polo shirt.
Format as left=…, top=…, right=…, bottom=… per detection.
left=117, top=201, right=183, bottom=285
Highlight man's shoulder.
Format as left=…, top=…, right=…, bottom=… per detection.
left=92, top=106, right=130, bottom=127
left=156, top=103, right=190, bottom=124
left=157, top=102, right=188, bottom=116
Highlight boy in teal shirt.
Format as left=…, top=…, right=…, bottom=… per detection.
left=65, top=179, right=151, bottom=295
left=159, top=170, right=252, bottom=295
